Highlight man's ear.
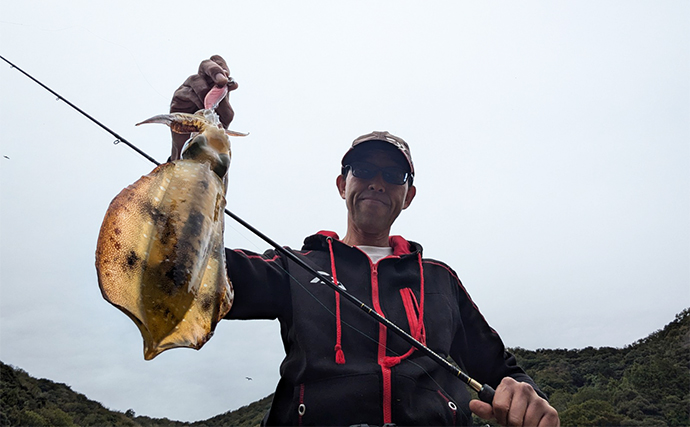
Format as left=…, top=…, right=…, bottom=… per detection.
left=336, top=174, right=347, bottom=199
left=402, top=185, right=416, bottom=210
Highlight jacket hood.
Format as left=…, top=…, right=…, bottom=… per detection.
left=302, top=231, right=422, bottom=257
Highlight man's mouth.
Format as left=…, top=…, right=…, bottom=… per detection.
left=359, top=196, right=389, bottom=206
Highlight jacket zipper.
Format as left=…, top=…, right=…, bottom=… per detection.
left=369, top=263, right=394, bottom=425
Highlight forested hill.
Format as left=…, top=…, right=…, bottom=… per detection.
left=1, top=309, right=688, bottom=426
left=510, top=308, right=689, bottom=426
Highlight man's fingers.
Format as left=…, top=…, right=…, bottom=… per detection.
left=506, top=385, right=530, bottom=426
left=169, top=55, right=237, bottom=131
left=210, top=54, right=229, bottom=71
left=538, top=410, right=561, bottom=427
left=528, top=399, right=561, bottom=427
left=491, top=379, right=513, bottom=425
left=489, top=377, right=561, bottom=427
left=200, top=56, right=229, bottom=87
left=170, top=83, right=204, bottom=113
left=469, top=399, right=494, bottom=421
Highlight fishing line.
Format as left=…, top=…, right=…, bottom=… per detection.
left=0, top=55, right=160, bottom=167
left=1, top=54, right=495, bottom=405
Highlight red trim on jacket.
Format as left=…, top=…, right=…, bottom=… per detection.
left=317, top=231, right=422, bottom=423
left=424, top=259, right=498, bottom=335
left=235, top=249, right=281, bottom=262
left=317, top=230, right=339, bottom=239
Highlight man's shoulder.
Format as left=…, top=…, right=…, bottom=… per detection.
left=421, top=257, right=459, bottom=276
left=416, top=254, right=469, bottom=289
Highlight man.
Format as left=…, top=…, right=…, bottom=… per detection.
left=171, top=56, right=560, bottom=426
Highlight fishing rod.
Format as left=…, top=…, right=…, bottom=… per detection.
left=1, top=54, right=495, bottom=404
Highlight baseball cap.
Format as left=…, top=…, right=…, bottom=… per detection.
left=341, top=131, right=415, bottom=176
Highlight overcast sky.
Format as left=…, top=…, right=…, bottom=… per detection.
left=1, top=0, right=688, bottom=422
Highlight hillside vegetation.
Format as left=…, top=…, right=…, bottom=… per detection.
left=511, top=308, right=689, bottom=426
left=1, top=309, right=688, bottom=426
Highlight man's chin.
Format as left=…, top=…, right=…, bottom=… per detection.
left=354, top=206, right=389, bottom=222
left=352, top=217, right=392, bottom=236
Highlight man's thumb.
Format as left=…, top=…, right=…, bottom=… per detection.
left=469, top=399, right=494, bottom=420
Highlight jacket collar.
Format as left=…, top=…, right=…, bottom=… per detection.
left=303, top=230, right=420, bottom=257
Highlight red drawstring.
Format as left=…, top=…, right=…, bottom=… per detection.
left=381, top=253, right=426, bottom=369
left=327, top=238, right=346, bottom=364
left=335, top=342, right=346, bottom=365
left=327, top=241, right=425, bottom=367
left=416, top=253, right=425, bottom=342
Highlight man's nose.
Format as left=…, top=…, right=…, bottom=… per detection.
left=367, top=172, right=386, bottom=192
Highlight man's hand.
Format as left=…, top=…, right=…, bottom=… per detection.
left=469, top=377, right=560, bottom=426
left=169, top=55, right=238, bottom=160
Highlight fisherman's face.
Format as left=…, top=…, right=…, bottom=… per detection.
left=337, top=148, right=416, bottom=236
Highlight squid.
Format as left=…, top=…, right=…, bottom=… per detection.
left=95, top=86, right=245, bottom=360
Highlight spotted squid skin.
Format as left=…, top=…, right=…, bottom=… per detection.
left=96, top=160, right=233, bottom=360
left=97, top=110, right=238, bottom=360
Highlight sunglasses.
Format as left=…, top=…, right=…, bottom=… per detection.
left=342, top=161, right=412, bottom=186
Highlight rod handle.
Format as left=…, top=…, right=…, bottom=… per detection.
left=478, top=384, right=495, bottom=404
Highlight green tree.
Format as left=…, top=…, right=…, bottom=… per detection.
left=18, top=410, right=48, bottom=426
left=560, top=400, right=623, bottom=426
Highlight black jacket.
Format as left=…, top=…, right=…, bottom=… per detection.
left=225, top=231, right=542, bottom=426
